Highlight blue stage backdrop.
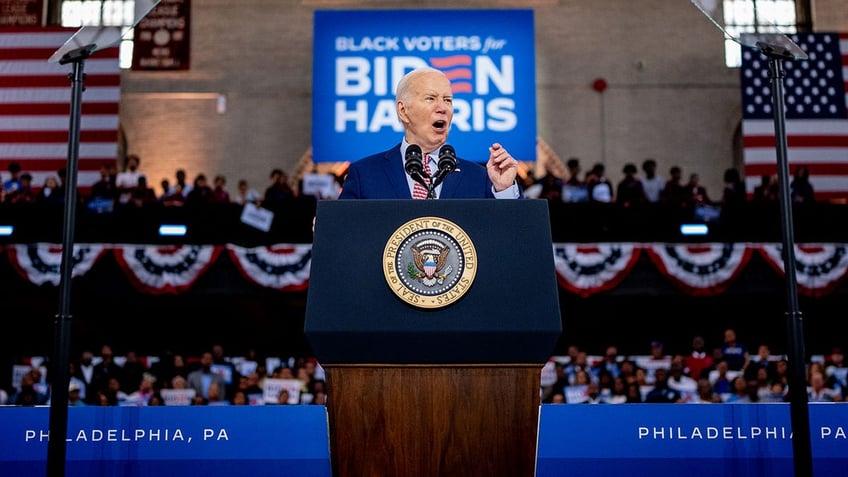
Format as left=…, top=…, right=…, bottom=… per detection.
left=311, top=9, right=537, bottom=164
left=2, top=404, right=848, bottom=476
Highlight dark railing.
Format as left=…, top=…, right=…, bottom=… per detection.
left=1, top=199, right=846, bottom=245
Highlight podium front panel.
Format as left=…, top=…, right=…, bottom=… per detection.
left=304, top=199, right=562, bottom=364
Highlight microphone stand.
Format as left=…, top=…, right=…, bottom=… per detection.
left=756, top=40, right=813, bottom=477
left=46, top=43, right=95, bottom=477
left=426, top=172, right=438, bottom=199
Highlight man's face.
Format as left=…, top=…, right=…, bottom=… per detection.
left=397, top=71, right=453, bottom=153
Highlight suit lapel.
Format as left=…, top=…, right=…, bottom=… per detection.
left=437, top=157, right=472, bottom=198
left=382, top=145, right=411, bottom=199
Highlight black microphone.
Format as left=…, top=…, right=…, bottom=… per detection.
left=431, top=144, right=458, bottom=190
left=404, top=144, right=429, bottom=189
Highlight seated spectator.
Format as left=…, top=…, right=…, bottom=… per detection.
left=68, top=382, right=87, bottom=407
left=36, top=175, right=63, bottom=205
left=591, top=345, right=622, bottom=380
left=231, top=390, right=249, bottom=405
left=709, top=360, right=738, bottom=398
left=667, top=358, right=698, bottom=401
left=615, top=163, right=647, bottom=208
left=723, top=376, right=754, bottom=403
left=604, top=376, right=629, bottom=404
left=88, top=164, right=117, bottom=212
left=3, top=161, right=22, bottom=194
left=660, top=165, right=687, bottom=206
left=211, top=174, right=231, bottom=203
left=169, top=169, right=192, bottom=197
left=720, top=328, right=749, bottom=372
left=206, top=382, right=229, bottom=406
left=537, top=172, right=564, bottom=203
left=644, top=368, right=683, bottom=403
left=693, top=378, right=721, bottom=403
left=185, top=174, right=213, bottom=207
left=721, top=167, right=746, bottom=207
left=743, top=344, right=777, bottom=382
left=625, top=382, right=643, bottom=403
left=115, top=154, right=145, bottom=205
left=6, top=173, right=36, bottom=204
left=234, top=179, right=261, bottom=205
left=825, top=347, right=848, bottom=397
left=130, top=176, right=158, bottom=207
left=125, top=373, right=157, bottom=406
left=586, top=163, right=613, bottom=203
left=641, top=158, right=664, bottom=203
left=263, top=168, right=296, bottom=210
left=752, top=174, right=778, bottom=202
left=683, top=172, right=711, bottom=208
left=562, top=157, right=588, bottom=203
left=790, top=165, right=815, bottom=204
left=683, top=335, right=714, bottom=381
left=10, top=370, right=49, bottom=406
left=161, top=183, right=186, bottom=207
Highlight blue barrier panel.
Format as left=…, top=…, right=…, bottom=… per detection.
left=4, top=403, right=848, bottom=476
left=538, top=403, right=848, bottom=477
left=0, top=405, right=332, bottom=477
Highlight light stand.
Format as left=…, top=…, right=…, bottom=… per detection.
left=45, top=43, right=94, bottom=477
left=756, top=40, right=814, bottom=477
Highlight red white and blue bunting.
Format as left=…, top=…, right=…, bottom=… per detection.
left=644, top=243, right=753, bottom=296
left=759, top=243, right=848, bottom=298
left=553, top=243, right=640, bottom=298
left=3, top=243, right=848, bottom=297
left=227, top=244, right=312, bottom=291
left=113, top=245, right=223, bottom=295
left=7, top=243, right=107, bottom=286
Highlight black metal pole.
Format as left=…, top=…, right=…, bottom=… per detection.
left=46, top=45, right=92, bottom=477
left=765, top=52, right=814, bottom=477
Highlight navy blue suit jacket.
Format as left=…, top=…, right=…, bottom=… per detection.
left=339, top=144, right=501, bottom=199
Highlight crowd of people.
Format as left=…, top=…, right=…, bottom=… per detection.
left=523, top=156, right=816, bottom=209
left=541, top=329, right=845, bottom=405
left=3, top=343, right=327, bottom=408
left=0, top=156, right=338, bottom=213
left=3, top=328, right=846, bottom=407
left=2, top=154, right=818, bottom=214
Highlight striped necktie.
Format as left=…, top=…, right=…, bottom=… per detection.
left=412, top=154, right=432, bottom=199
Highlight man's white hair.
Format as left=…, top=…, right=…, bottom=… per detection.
left=395, top=66, right=446, bottom=102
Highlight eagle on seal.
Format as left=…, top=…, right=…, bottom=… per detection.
left=412, top=244, right=450, bottom=285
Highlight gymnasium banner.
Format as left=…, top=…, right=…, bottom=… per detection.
left=311, top=9, right=537, bottom=164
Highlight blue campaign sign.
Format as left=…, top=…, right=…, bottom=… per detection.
left=0, top=406, right=331, bottom=477
left=312, top=9, right=537, bottom=164
left=537, top=403, right=848, bottom=477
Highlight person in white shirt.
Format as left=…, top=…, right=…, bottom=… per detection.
left=115, top=155, right=145, bottom=204
left=641, top=158, right=665, bottom=203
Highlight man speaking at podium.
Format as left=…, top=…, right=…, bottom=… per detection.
left=338, top=67, right=522, bottom=200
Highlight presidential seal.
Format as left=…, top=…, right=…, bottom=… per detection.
left=383, top=217, right=477, bottom=309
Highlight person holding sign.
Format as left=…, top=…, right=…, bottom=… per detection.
left=338, top=67, right=522, bottom=200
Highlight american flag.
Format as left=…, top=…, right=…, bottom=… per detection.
left=741, top=32, right=848, bottom=202
left=0, top=26, right=120, bottom=192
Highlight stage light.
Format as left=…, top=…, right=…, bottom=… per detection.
left=0, top=225, right=13, bottom=236
left=158, top=224, right=187, bottom=236
left=680, top=224, right=709, bottom=236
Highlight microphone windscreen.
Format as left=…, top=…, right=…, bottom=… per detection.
left=405, top=144, right=424, bottom=175
left=438, top=144, right=457, bottom=172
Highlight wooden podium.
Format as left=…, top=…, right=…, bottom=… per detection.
left=305, top=200, right=562, bottom=477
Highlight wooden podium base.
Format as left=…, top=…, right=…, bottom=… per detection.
left=323, top=364, right=542, bottom=477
